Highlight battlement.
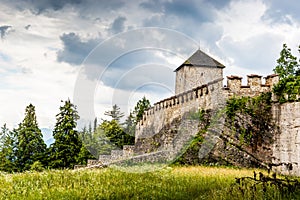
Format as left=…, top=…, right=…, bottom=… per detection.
left=135, top=78, right=223, bottom=141
left=224, top=74, right=279, bottom=97
left=136, top=74, right=279, bottom=141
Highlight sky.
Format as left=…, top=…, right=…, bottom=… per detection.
left=1, top=0, right=300, bottom=133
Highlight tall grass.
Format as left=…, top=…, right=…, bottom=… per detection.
left=0, top=165, right=298, bottom=199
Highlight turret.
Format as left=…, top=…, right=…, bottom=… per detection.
left=175, top=50, right=225, bottom=94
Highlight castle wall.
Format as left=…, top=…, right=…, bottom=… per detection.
left=272, top=102, right=300, bottom=176
left=224, top=74, right=278, bottom=98
left=175, top=66, right=223, bottom=95
left=136, top=74, right=278, bottom=148
left=135, top=78, right=224, bottom=150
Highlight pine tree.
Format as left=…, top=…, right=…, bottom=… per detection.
left=15, top=104, right=46, bottom=171
left=49, top=99, right=83, bottom=169
left=124, top=112, right=136, bottom=137
left=134, top=96, right=151, bottom=122
left=100, top=120, right=134, bottom=149
left=104, top=104, right=125, bottom=122
left=93, top=117, right=97, bottom=133
left=0, top=124, right=16, bottom=172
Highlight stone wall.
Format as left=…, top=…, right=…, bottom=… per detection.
left=272, top=102, right=300, bottom=176
left=175, top=66, right=223, bottom=95
left=93, top=72, right=300, bottom=177
left=224, top=74, right=279, bottom=98
left=135, top=78, right=224, bottom=147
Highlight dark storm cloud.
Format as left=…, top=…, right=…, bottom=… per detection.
left=57, top=32, right=100, bottom=65
left=3, top=0, right=124, bottom=15
left=262, top=0, right=300, bottom=23
left=141, top=0, right=231, bottom=23
left=109, top=16, right=127, bottom=34
left=0, top=25, right=12, bottom=39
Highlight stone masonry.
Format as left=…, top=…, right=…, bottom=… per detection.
left=94, top=49, right=299, bottom=175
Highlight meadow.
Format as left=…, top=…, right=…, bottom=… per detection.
left=0, top=165, right=299, bottom=200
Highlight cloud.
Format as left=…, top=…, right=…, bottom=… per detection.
left=6, top=0, right=82, bottom=14
left=218, top=33, right=282, bottom=74
left=141, top=0, right=223, bottom=24
left=3, top=0, right=125, bottom=16
left=57, top=32, right=101, bottom=65
left=0, top=25, right=12, bottom=39
left=1, top=0, right=300, bottom=130
left=109, top=16, right=126, bottom=34
left=262, top=0, right=300, bottom=23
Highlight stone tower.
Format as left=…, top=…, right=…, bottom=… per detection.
left=175, top=49, right=225, bottom=94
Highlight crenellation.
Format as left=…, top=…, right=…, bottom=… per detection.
left=96, top=49, right=298, bottom=176
left=227, top=75, right=242, bottom=92
left=265, top=74, right=279, bottom=89
left=247, top=74, right=262, bottom=91
left=224, top=74, right=279, bottom=98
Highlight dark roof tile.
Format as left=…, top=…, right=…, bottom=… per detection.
left=175, top=49, right=225, bottom=71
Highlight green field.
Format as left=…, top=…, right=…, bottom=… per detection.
left=0, top=165, right=298, bottom=200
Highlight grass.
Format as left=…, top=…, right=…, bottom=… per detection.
left=0, top=165, right=299, bottom=199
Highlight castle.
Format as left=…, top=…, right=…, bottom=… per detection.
left=92, top=50, right=300, bottom=176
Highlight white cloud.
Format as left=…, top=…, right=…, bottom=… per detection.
left=1, top=0, right=300, bottom=131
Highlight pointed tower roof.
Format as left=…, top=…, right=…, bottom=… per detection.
left=175, top=49, right=225, bottom=71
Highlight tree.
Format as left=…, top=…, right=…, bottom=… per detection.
left=104, top=104, right=124, bottom=122
left=100, top=120, right=134, bottom=149
left=133, top=96, right=151, bottom=122
left=274, top=44, right=299, bottom=79
left=123, top=112, right=136, bottom=137
left=0, top=124, right=16, bottom=172
left=14, top=104, right=46, bottom=171
left=79, top=123, right=111, bottom=159
left=49, top=99, right=83, bottom=169
left=273, top=44, right=300, bottom=102
left=93, top=117, right=97, bottom=133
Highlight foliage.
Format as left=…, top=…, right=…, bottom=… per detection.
left=133, top=96, right=151, bottom=123
left=174, top=109, right=211, bottom=165
left=0, top=124, right=16, bottom=172
left=104, top=104, right=124, bottom=122
left=14, top=104, right=47, bottom=171
left=273, top=44, right=300, bottom=103
left=233, top=171, right=300, bottom=199
left=0, top=166, right=298, bottom=199
left=225, top=93, right=274, bottom=150
left=49, top=99, right=83, bottom=169
left=30, top=161, right=44, bottom=172
left=79, top=125, right=113, bottom=159
left=123, top=112, right=136, bottom=137
left=100, top=120, right=134, bottom=149
left=76, top=145, right=95, bottom=165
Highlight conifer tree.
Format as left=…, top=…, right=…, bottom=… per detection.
left=104, top=104, right=125, bottom=122
left=15, top=104, right=46, bottom=171
left=124, top=112, right=136, bottom=136
left=134, top=96, right=151, bottom=122
left=0, top=124, right=16, bottom=172
left=49, top=99, right=83, bottom=169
